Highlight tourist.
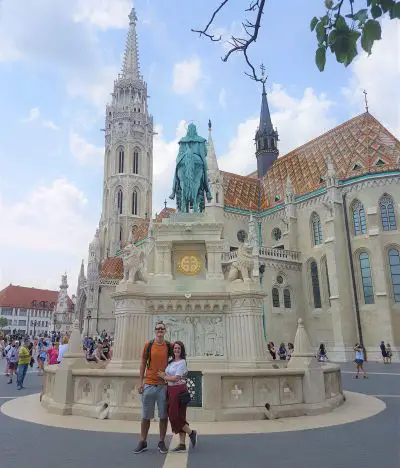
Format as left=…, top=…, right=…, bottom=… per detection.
left=57, top=337, right=69, bottom=364
left=7, top=340, right=19, bottom=384
left=102, top=339, right=111, bottom=359
left=278, top=343, right=287, bottom=360
left=158, top=341, right=197, bottom=452
left=268, top=342, right=276, bottom=360
left=134, top=321, right=174, bottom=455
left=48, top=344, right=59, bottom=365
left=4, top=340, right=12, bottom=375
left=318, top=343, right=328, bottom=362
left=16, top=339, right=31, bottom=390
left=287, top=342, right=294, bottom=360
left=380, top=341, right=388, bottom=364
left=94, top=342, right=107, bottom=362
left=386, top=343, right=392, bottom=363
left=354, top=343, right=367, bottom=379
left=37, top=341, right=47, bottom=375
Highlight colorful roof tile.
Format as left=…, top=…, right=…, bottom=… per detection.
left=155, top=207, right=176, bottom=222
left=223, top=113, right=400, bottom=211
left=100, top=257, right=123, bottom=280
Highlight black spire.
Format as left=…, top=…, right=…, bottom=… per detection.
left=255, top=69, right=279, bottom=178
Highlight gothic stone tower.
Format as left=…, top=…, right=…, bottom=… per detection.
left=100, top=8, right=153, bottom=259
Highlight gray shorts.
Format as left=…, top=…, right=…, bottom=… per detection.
left=141, top=384, right=167, bottom=420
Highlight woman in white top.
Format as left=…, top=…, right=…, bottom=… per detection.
left=354, top=343, right=367, bottom=379
left=158, top=341, right=197, bottom=452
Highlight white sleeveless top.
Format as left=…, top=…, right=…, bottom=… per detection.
left=165, top=359, right=187, bottom=386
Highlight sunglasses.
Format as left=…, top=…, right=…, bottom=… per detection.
left=155, top=327, right=166, bottom=331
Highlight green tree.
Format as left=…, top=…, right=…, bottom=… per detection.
left=0, top=316, right=9, bottom=329
left=192, top=0, right=400, bottom=78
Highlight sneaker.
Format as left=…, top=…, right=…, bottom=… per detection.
left=157, top=441, right=168, bottom=454
left=17, top=386, right=22, bottom=390
left=7, top=379, right=12, bottom=384
left=189, top=429, right=198, bottom=448
left=173, top=444, right=186, bottom=452
left=133, top=440, right=147, bottom=454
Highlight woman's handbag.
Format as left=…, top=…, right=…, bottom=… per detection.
left=179, top=390, right=191, bottom=405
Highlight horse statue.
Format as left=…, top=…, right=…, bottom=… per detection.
left=169, top=123, right=212, bottom=212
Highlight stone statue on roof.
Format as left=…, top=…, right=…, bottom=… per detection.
left=169, top=123, right=212, bottom=212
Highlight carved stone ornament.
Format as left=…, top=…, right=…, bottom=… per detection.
left=228, top=231, right=255, bottom=282
left=120, top=241, right=148, bottom=284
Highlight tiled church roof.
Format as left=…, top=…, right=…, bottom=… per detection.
left=223, top=113, right=400, bottom=211
left=100, top=257, right=123, bottom=280
left=0, top=285, right=72, bottom=309
left=156, top=206, right=176, bottom=222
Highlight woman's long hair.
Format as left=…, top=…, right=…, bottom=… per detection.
left=172, top=340, right=186, bottom=361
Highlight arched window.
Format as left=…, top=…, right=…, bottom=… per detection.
left=380, top=194, right=396, bottom=231
left=133, top=149, right=139, bottom=174
left=310, top=261, right=322, bottom=308
left=118, top=147, right=124, bottom=173
left=352, top=200, right=367, bottom=235
left=359, top=252, right=374, bottom=304
left=311, top=212, right=323, bottom=245
left=272, top=288, right=280, bottom=308
left=283, top=288, right=291, bottom=309
left=117, top=189, right=123, bottom=214
left=132, top=190, right=138, bottom=215
left=215, top=192, right=219, bottom=204
left=388, top=248, right=400, bottom=302
left=119, top=226, right=123, bottom=242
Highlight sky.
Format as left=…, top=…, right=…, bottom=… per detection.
left=0, top=0, right=399, bottom=296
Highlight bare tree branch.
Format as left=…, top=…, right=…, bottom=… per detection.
left=191, top=0, right=267, bottom=82
left=191, top=0, right=230, bottom=41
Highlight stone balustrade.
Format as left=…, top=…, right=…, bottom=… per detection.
left=222, top=247, right=301, bottom=264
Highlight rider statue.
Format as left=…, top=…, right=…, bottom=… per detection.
left=169, top=122, right=212, bottom=212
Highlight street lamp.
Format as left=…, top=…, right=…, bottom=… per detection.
left=86, top=311, right=92, bottom=336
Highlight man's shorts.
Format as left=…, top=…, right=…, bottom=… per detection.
left=141, top=384, right=167, bottom=420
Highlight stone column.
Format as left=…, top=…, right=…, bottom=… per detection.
left=205, top=241, right=224, bottom=280
left=227, top=290, right=266, bottom=363
left=154, top=241, right=172, bottom=278
left=109, top=291, right=152, bottom=368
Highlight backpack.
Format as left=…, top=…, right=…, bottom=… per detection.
left=145, top=339, right=173, bottom=368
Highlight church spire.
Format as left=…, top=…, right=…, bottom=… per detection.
left=121, top=8, right=140, bottom=79
left=207, top=119, right=219, bottom=173
left=255, top=67, right=279, bottom=179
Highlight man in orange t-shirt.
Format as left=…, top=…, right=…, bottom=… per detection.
left=134, top=321, right=171, bottom=455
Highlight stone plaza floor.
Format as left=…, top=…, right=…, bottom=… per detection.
left=0, top=360, right=399, bottom=468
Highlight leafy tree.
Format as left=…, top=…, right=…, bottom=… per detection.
left=0, top=316, right=9, bottom=329
left=192, top=0, right=400, bottom=79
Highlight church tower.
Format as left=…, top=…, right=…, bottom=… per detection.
left=100, top=8, right=153, bottom=258
left=255, top=81, right=279, bottom=178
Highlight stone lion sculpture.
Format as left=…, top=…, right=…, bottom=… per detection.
left=228, top=230, right=255, bottom=282
left=120, top=242, right=148, bottom=284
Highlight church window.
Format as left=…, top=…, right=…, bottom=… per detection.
left=380, top=194, right=396, bottom=231
left=388, top=248, right=400, bottom=302
left=359, top=252, right=374, bottom=304
left=310, top=261, right=322, bottom=308
left=375, top=159, right=385, bottom=166
left=351, top=200, right=367, bottom=235
left=272, top=227, right=282, bottom=241
left=352, top=163, right=362, bottom=170
left=216, top=192, right=219, bottom=204
left=117, top=189, right=123, bottom=214
left=120, top=226, right=123, bottom=242
left=272, top=288, right=280, bottom=308
left=311, top=213, right=323, bottom=246
left=133, top=150, right=139, bottom=174
left=132, top=190, right=138, bottom=215
left=118, top=147, right=124, bottom=173
left=283, top=288, right=291, bottom=309
left=321, top=255, right=331, bottom=306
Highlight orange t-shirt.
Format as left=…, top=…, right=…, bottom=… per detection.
left=142, top=340, right=168, bottom=385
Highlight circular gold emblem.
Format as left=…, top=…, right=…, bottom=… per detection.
left=178, top=255, right=202, bottom=276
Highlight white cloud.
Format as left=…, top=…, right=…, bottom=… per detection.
left=21, top=107, right=40, bottom=123
left=70, top=131, right=104, bottom=166
left=172, top=57, right=203, bottom=95
left=43, top=120, right=59, bottom=131
left=219, top=88, right=227, bottom=108
left=152, top=120, right=187, bottom=212
left=73, top=0, right=132, bottom=30
left=218, top=85, right=336, bottom=175
left=342, top=19, right=400, bottom=136
left=0, top=179, right=97, bottom=292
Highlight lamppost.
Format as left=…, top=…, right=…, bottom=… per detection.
left=33, top=320, right=37, bottom=338
left=86, top=311, right=92, bottom=336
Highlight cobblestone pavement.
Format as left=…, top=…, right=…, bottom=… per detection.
left=0, top=359, right=399, bottom=468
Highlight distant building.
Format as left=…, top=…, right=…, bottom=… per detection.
left=0, top=284, right=73, bottom=336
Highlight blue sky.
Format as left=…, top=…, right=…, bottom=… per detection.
left=0, top=0, right=398, bottom=295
